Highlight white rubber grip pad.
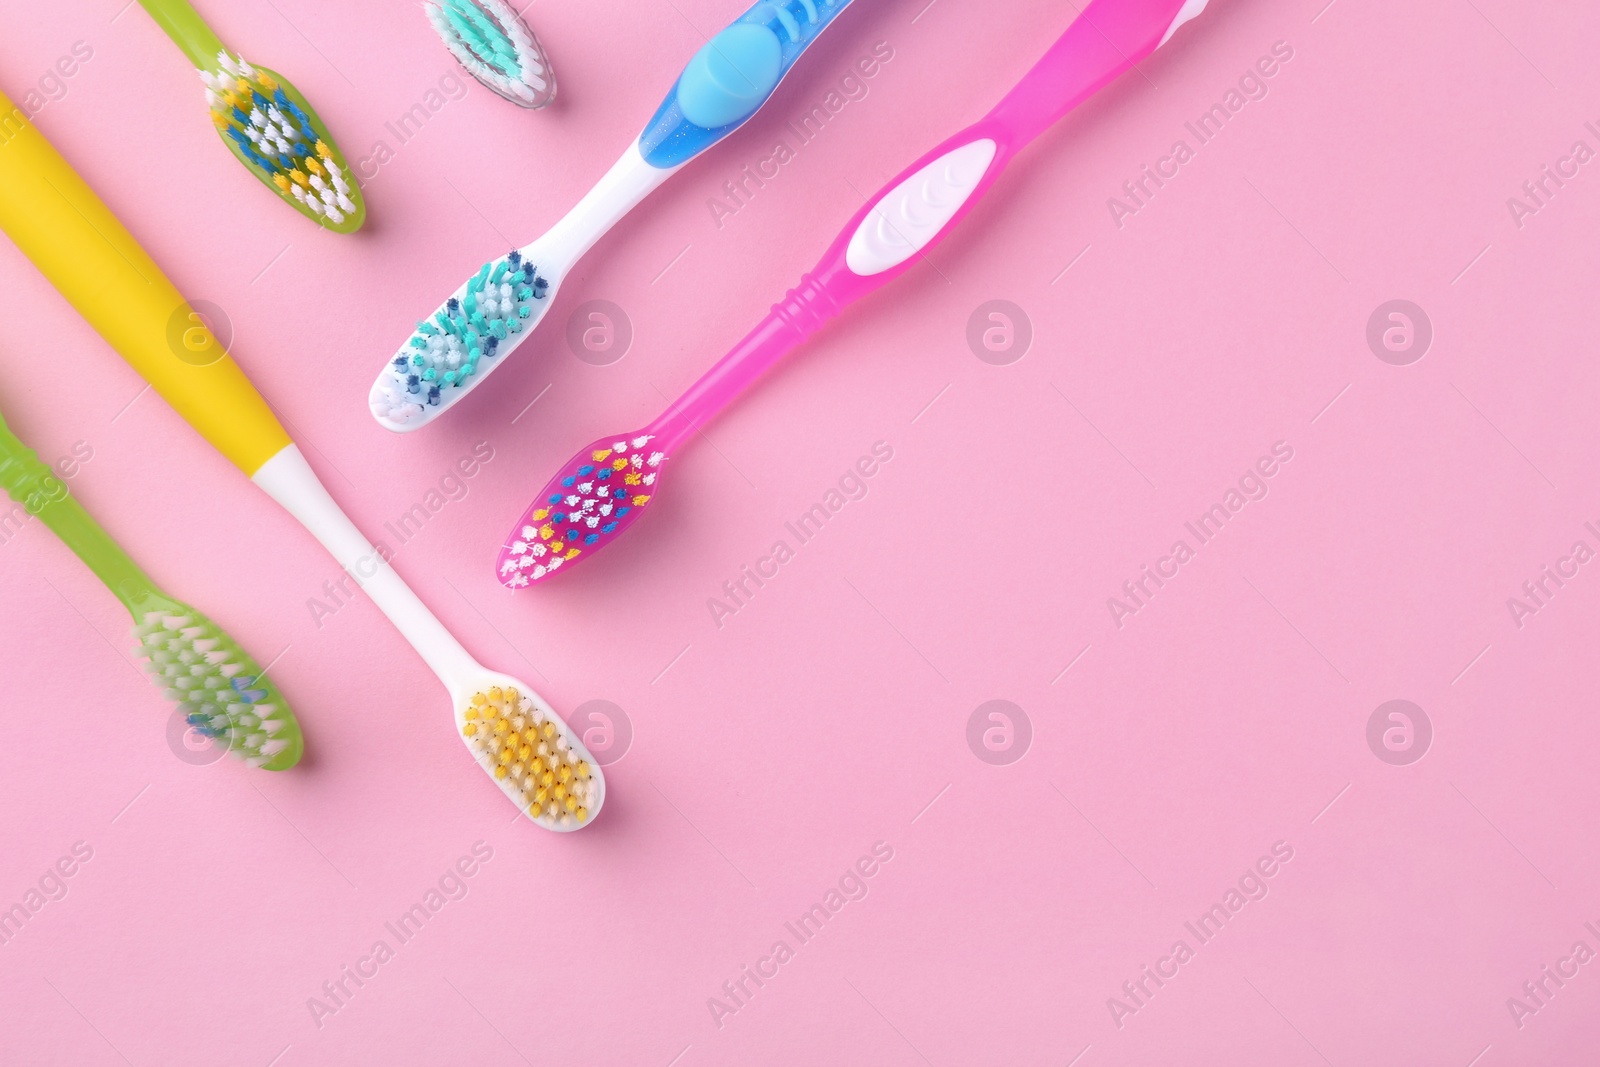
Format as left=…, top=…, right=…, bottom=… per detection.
left=845, top=138, right=998, bottom=277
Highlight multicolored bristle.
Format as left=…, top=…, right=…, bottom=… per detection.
left=425, top=0, right=556, bottom=109
left=200, top=52, right=363, bottom=231
left=133, top=607, right=302, bottom=770
left=460, top=686, right=597, bottom=828
left=498, top=434, right=664, bottom=587
left=369, top=250, right=552, bottom=427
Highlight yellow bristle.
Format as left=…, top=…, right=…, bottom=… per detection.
left=539, top=524, right=553, bottom=539
left=577, top=763, right=591, bottom=779
left=315, top=140, right=333, bottom=159
left=565, top=796, right=579, bottom=813
left=463, top=723, right=477, bottom=737
left=633, top=495, right=651, bottom=506
left=576, top=807, right=588, bottom=821
left=494, top=766, right=508, bottom=780
left=258, top=73, right=278, bottom=92
left=592, top=450, right=612, bottom=462
left=612, top=458, right=628, bottom=470
left=565, top=549, right=582, bottom=560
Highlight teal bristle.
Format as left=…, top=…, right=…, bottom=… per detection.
left=369, top=251, right=551, bottom=425
left=424, top=0, right=556, bottom=109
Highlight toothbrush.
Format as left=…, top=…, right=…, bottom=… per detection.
left=496, top=0, right=1211, bottom=586
left=369, top=0, right=858, bottom=430
left=427, top=0, right=557, bottom=109
left=137, top=0, right=365, bottom=232
left=0, top=92, right=600, bottom=829
left=0, top=407, right=303, bottom=770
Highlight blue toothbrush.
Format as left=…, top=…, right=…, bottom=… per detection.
left=371, top=0, right=858, bottom=432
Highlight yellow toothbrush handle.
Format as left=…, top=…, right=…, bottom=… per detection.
left=0, top=92, right=291, bottom=475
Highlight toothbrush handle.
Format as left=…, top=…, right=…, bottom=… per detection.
left=0, top=90, right=293, bottom=477
left=137, top=0, right=228, bottom=69
left=654, top=0, right=1205, bottom=440
left=816, top=0, right=1199, bottom=299
left=636, top=0, right=856, bottom=169
left=0, top=415, right=155, bottom=612
left=534, top=0, right=859, bottom=269
left=987, top=0, right=1199, bottom=147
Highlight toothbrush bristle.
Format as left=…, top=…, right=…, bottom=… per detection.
left=497, top=434, right=665, bottom=587
left=425, top=0, right=556, bottom=108
left=460, top=686, right=596, bottom=828
left=369, top=251, right=551, bottom=426
left=132, top=608, right=301, bottom=770
left=200, top=53, right=362, bottom=228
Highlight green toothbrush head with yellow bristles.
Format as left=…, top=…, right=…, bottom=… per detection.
left=139, top=0, right=365, bottom=232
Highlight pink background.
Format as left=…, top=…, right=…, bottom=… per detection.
left=2, top=0, right=1599, bottom=1062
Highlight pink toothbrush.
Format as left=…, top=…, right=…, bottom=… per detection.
left=497, top=0, right=1210, bottom=587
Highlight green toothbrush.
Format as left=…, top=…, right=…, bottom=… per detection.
left=0, top=409, right=303, bottom=770
left=138, top=0, right=366, bottom=232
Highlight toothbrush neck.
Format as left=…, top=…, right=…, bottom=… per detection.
left=652, top=269, right=845, bottom=450
left=0, top=448, right=157, bottom=614
left=139, top=0, right=228, bottom=70
left=985, top=0, right=1174, bottom=148
left=528, top=144, right=676, bottom=272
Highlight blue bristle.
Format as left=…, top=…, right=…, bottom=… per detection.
left=552, top=512, right=566, bottom=523
left=561, top=477, right=575, bottom=488
left=547, top=494, right=562, bottom=505
left=585, top=534, right=600, bottom=545
left=597, top=468, right=613, bottom=480
left=578, top=465, right=594, bottom=476
left=601, top=523, right=617, bottom=534
left=616, top=507, right=631, bottom=518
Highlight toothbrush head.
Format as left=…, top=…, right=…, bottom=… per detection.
left=200, top=53, right=365, bottom=233
left=456, top=680, right=604, bottom=830
left=133, top=602, right=302, bottom=770
left=497, top=433, right=666, bottom=588
left=369, top=249, right=557, bottom=431
left=425, top=0, right=557, bottom=109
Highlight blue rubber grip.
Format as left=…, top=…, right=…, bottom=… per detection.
left=638, top=0, right=855, bottom=169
